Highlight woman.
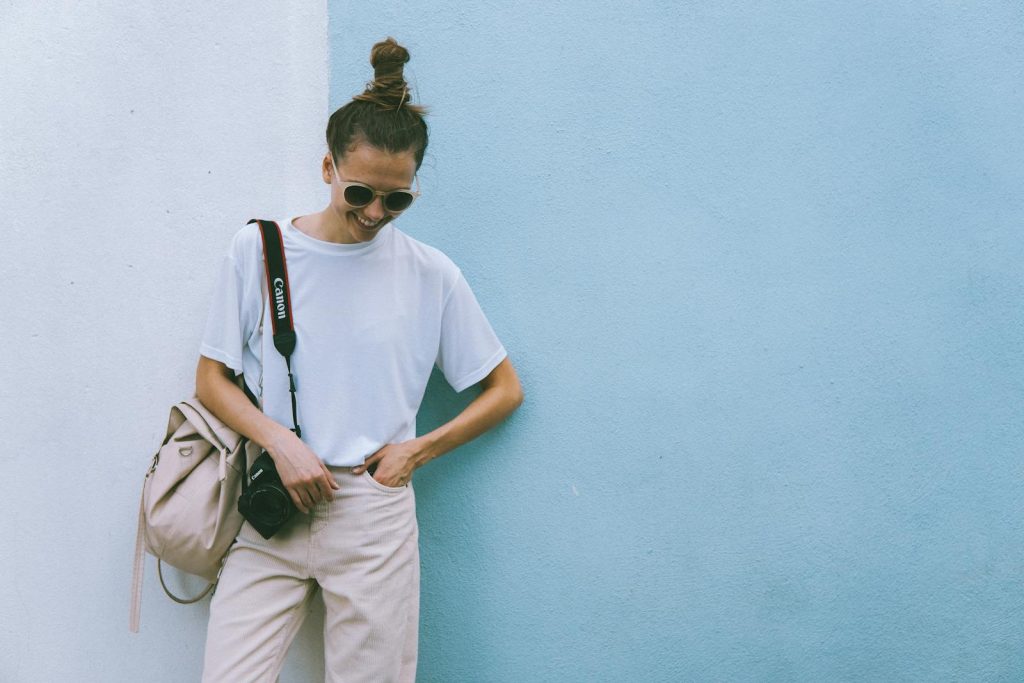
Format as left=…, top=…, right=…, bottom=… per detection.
left=195, top=37, right=523, bottom=682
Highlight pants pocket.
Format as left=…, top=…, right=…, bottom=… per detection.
left=361, top=470, right=409, bottom=494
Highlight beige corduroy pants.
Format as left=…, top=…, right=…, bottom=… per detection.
left=201, top=466, right=419, bottom=683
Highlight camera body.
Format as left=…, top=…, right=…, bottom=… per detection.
left=237, top=451, right=296, bottom=539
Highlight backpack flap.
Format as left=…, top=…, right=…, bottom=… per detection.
left=141, top=401, right=246, bottom=578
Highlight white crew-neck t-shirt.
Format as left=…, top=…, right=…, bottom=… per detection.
left=200, top=218, right=507, bottom=466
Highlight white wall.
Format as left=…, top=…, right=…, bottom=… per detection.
left=0, top=3, right=327, bottom=680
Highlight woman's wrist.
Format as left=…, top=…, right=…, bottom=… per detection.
left=412, top=434, right=440, bottom=468
left=260, top=420, right=298, bottom=456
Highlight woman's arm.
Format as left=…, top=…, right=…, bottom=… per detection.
left=353, top=356, right=524, bottom=482
left=195, top=355, right=338, bottom=513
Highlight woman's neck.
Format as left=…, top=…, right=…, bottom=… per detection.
left=293, top=210, right=353, bottom=244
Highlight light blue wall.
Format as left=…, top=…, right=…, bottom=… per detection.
left=330, top=3, right=1024, bottom=681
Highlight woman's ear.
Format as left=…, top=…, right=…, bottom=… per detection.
left=321, top=153, right=333, bottom=184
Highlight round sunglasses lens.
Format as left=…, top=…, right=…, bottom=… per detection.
left=344, top=185, right=373, bottom=206
left=384, top=192, right=413, bottom=212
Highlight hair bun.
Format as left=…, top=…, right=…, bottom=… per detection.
left=351, top=37, right=426, bottom=114
left=369, top=37, right=410, bottom=79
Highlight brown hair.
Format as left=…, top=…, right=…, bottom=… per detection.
left=326, top=37, right=429, bottom=170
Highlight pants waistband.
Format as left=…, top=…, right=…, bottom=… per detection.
left=326, top=464, right=360, bottom=473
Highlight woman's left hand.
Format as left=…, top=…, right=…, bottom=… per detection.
left=352, top=439, right=426, bottom=487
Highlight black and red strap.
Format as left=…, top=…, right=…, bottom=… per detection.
left=247, top=218, right=301, bottom=439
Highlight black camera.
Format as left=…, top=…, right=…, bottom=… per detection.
left=237, top=451, right=296, bottom=539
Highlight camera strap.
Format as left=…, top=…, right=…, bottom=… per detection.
left=245, top=219, right=302, bottom=498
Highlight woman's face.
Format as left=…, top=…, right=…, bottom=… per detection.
left=324, top=142, right=418, bottom=244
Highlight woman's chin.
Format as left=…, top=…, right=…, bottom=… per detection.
left=350, top=216, right=386, bottom=239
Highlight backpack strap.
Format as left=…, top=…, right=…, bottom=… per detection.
left=156, top=560, right=216, bottom=605
left=129, top=488, right=147, bottom=633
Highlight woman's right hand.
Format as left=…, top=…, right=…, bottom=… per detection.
left=265, top=428, right=340, bottom=514
left=194, top=357, right=338, bottom=514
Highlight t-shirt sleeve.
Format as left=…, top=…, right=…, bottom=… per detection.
left=436, top=272, right=507, bottom=392
left=199, top=232, right=261, bottom=375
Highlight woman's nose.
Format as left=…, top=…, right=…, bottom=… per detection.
left=363, top=196, right=385, bottom=220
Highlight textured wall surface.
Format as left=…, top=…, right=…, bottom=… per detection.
left=2, top=1, right=1023, bottom=681
left=0, top=2, right=327, bottom=681
left=331, top=2, right=1024, bottom=681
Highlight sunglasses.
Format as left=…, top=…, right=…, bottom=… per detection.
left=338, top=179, right=420, bottom=213
left=331, top=156, right=420, bottom=213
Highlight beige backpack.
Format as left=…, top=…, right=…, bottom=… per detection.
left=129, top=397, right=255, bottom=632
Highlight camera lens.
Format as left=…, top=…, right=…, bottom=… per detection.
left=249, top=488, right=291, bottom=525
